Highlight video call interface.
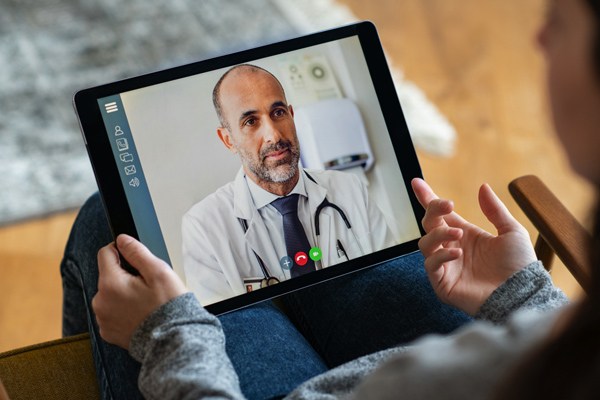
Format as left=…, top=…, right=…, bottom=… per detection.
left=98, top=35, right=421, bottom=307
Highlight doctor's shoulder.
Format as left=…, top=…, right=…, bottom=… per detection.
left=182, top=182, right=235, bottom=228
left=307, top=168, right=367, bottom=194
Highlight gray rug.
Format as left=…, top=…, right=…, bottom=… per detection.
left=0, top=0, right=455, bottom=225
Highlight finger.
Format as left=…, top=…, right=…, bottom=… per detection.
left=423, top=247, right=462, bottom=280
left=412, top=178, right=456, bottom=232
left=116, top=234, right=170, bottom=281
left=411, top=178, right=439, bottom=209
left=97, top=242, right=123, bottom=281
left=421, top=198, right=455, bottom=232
left=478, top=184, right=520, bottom=235
left=418, top=226, right=463, bottom=256
left=91, top=295, right=100, bottom=319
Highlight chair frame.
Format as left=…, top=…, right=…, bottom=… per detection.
left=509, top=175, right=592, bottom=292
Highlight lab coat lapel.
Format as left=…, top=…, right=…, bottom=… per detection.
left=232, top=169, right=279, bottom=275
left=304, top=170, right=328, bottom=218
left=233, top=169, right=253, bottom=221
left=304, top=171, right=333, bottom=268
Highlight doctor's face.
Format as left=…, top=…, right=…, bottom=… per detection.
left=216, top=67, right=301, bottom=187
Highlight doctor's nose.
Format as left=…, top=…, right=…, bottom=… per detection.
left=261, top=120, right=284, bottom=143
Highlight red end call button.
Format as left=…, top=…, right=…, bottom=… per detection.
left=295, top=252, right=308, bottom=266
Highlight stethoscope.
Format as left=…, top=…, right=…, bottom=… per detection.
left=238, top=171, right=361, bottom=287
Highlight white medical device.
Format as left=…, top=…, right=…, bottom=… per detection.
left=294, top=98, right=374, bottom=171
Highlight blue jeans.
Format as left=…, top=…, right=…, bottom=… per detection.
left=61, top=193, right=471, bottom=400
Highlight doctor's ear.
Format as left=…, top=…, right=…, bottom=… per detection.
left=289, top=104, right=294, bottom=117
left=217, top=127, right=237, bottom=154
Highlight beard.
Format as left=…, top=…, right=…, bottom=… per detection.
left=239, top=139, right=300, bottom=183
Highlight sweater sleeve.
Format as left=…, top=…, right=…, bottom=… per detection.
left=475, top=260, right=569, bottom=323
left=129, top=293, right=245, bottom=400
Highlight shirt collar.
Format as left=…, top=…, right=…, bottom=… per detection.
left=245, top=168, right=307, bottom=210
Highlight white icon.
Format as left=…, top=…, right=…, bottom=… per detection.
left=279, top=256, right=293, bottom=270
left=114, top=126, right=124, bottom=136
left=124, top=165, right=137, bottom=175
left=119, top=152, right=134, bottom=162
left=116, top=138, right=129, bottom=151
left=129, top=177, right=140, bottom=188
left=105, top=102, right=118, bottom=113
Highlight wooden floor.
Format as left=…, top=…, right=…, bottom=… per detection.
left=0, top=0, right=594, bottom=353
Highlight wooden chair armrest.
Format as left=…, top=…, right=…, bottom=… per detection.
left=509, top=175, right=591, bottom=292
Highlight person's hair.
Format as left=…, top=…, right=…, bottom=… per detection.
left=494, top=1, right=600, bottom=398
left=212, top=64, right=285, bottom=130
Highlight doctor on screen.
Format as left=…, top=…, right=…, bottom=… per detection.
left=182, top=64, right=396, bottom=305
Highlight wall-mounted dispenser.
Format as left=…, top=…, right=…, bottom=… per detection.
left=294, top=97, right=374, bottom=173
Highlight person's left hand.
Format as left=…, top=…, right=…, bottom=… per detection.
left=92, top=234, right=188, bottom=349
left=412, top=178, right=537, bottom=315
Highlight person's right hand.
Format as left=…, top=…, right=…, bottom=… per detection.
left=92, top=234, right=188, bottom=349
left=411, top=178, right=537, bottom=315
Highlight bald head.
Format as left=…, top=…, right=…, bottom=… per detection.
left=212, top=64, right=286, bottom=129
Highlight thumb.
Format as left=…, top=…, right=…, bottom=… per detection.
left=116, top=234, right=169, bottom=280
left=478, top=184, right=519, bottom=235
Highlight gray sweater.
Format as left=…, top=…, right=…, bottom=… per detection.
left=129, top=261, right=569, bottom=399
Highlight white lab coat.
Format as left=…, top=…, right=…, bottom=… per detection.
left=182, top=168, right=396, bottom=306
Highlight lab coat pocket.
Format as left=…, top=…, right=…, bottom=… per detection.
left=332, top=224, right=369, bottom=261
left=322, top=211, right=362, bottom=266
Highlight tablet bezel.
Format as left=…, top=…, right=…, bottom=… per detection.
left=74, top=21, right=426, bottom=315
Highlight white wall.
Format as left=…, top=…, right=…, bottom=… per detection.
left=121, top=36, right=420, bottom=280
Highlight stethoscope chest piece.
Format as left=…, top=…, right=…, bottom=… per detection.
left=260, top=277, right=281, bottom=288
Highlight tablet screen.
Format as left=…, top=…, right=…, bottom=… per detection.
left=77, top=23, right=424, bottom=313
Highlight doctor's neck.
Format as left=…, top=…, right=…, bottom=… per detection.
left=244, top=168, right=300, bottom=197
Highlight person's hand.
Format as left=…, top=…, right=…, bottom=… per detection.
left=92, top=234, right=188, bottom=349
left=411, top=178, right=537, bottom=315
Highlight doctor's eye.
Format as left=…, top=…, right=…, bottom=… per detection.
left=272, top=108, right=287, bottom=118
left=244, top=117, right=258, bottom=127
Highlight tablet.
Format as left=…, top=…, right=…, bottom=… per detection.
left=74, top=21, right=425, bottom=315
